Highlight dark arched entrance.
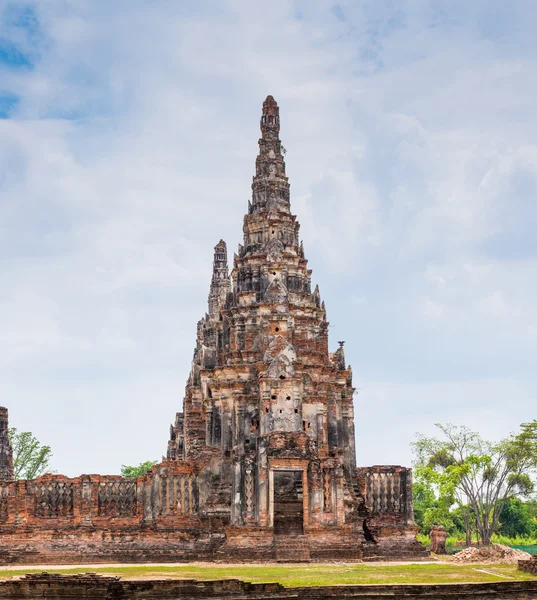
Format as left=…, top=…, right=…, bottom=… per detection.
left=273, top=470, right=303, bottom=534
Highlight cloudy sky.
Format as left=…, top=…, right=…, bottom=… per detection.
left=1, top=1, right=536, bottom=477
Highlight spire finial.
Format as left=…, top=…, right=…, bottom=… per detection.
left=250, top=96, right=289, bottom=215
left=335, top=343, right=346, bottom=370
left=260, top=95, right=280, bottom=139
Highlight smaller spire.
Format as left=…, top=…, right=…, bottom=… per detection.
left=335, top=344, right=346, bottom=371
left=312, top=284, right=321, bottom=308
left=0, top=407, right=14, bottom=481
left=208, top=240, right=230, bottom=319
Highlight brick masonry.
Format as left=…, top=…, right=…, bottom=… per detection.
left=0, top=408, right=13, bottom=482
left=0, top=97, right=429, bottom=564
left=1, top=574, right=537, bottom=599
left=520, top=554, right=537, bottom=575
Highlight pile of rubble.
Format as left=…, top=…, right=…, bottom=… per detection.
left=452, top=543, right=532, bottom=564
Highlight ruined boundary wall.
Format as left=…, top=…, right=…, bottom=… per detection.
left=356, top=465, right=424, bottom=561
left=0, top=462, right=222, bottom=565
left=1, top=574, right=537, bottom=600
left=0, top=463, right=416, bottom=564
left=521, top=554, right=537, bottom=575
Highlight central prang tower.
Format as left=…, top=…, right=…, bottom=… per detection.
left=167, top=96, right=422, bottom=561
left=0, top=97, right=424, bottom=565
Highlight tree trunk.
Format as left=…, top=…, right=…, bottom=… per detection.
left=463, top=509, right=471, bottom=547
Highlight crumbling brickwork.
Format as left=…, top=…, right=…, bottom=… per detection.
left=166, top=97, right=362, bottom=532
left=163, top=97, right=425, bottom=560
left=0, top=97, right=427, bottom=564
left=2, top=574, right=537, bottom=599
left=0, top=408, right=14, bottom=481
left=520, top=553, right=537, bottom=575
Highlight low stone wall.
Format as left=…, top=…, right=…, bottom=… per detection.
left=0, top=574, right=296, bottom=599
left=1, top=574, right=537, bottom=599
left=0, top=528, right=228, bottom=565
left=520, top=555, right=537, bottom=575
left=0, top=465, right=228, bottom=565
left=0, top=464, right=427, bottom=564
left=0, top=464, right=199, bottom=532
left=295, top=581, right=537, bottom=598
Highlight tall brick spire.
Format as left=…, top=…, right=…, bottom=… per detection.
left=0, top=407, right=14, bottom=481
left=251, top=95, right=290, bottom=215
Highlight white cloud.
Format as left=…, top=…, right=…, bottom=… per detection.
left=0, top=1, right=536, bottom=475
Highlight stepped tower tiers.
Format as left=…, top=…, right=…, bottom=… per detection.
left=164, top=96, right=426, bottom=562
left=168, top=95, right=357, bottom=485
left=0, top=98, right=424, bottom=565
left=0, top=407, right=14, bottom=481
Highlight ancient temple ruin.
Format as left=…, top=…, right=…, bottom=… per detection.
left=0, top=97, right=426, bottom=564
left=0, top=408, right=14, bottom=482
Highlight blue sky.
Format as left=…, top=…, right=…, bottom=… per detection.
left=1, top=1, right=536, bottom=476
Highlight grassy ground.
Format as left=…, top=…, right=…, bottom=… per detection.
left=0, top=563, right=535, bottom=587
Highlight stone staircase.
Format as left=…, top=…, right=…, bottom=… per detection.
left=218, top=528, right=275, bottom=562
left=362, top=539, right=430, bottom=562
left=274, top=534, right=311, bottom=563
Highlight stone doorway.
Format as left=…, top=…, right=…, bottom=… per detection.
left=273, top=470, right=304, bottom=535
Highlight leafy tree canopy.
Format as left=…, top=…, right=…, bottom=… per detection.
left=9, top=428, right=53, bottom=480
left=412, top=422, right=537, bottom=545
left=498, top=497, right=537, bottom=539
left=121, top=461, right=157, bottom=478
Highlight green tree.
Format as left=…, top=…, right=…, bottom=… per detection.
left=498, top=497, right=537, bottom=539
left=9, top=429, right=53, bottom=480
left=413, top=479, right=437, bottom=532
left=413, top=462, right=464, bottom=537
left=412, top=422, right=537, bottom=546
left=121, top=461, right=157, bottom=478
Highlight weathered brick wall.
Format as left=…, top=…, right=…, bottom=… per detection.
left=0, top=462, right=231, bottom=564
left=356, top=465, right=414, bottom=527
left=355, top=465, right=426, bottom=561
left=1, top=574, right=537, bottom=599
left=0, top=462, right=426, bottom=564
left=0, top=99, right=429, bottom=565
left=0, top=407, right=13, bottom=481
left=520, top=555, right=537, bottom=575
left=0, top=462, right=201, bottom=532
left=295, top=581, right=537, bottom=599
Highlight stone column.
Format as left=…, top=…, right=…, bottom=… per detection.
left=268, top=469, right=274, bottom=527
left=334, top=465, right=345, bottom=526
left=79, top=476, right=93, bottom=526
left=257, top=440, right=269, bottom=526
left=0, top=407, right=14, bottom=481
left=231, top=459, right=242, bottom=525
left=302, top=468, right=309, bottom=532
left=404, top=468, right=415, bottom=525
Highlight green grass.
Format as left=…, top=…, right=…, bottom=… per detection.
left=492, top=534, right=537, bottom=547
left=418, top=533, right=537, bottom=548
left=417, top=532, right=537, bottom=557
left=0, top=563, right=536, bottom=587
